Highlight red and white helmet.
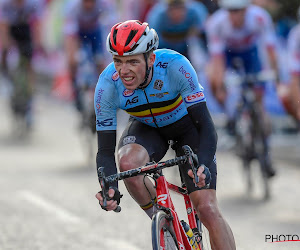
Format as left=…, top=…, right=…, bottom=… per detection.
left=106, top=20, right=159, bottom=56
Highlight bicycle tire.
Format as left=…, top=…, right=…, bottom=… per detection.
left=9, top=55, right=32, bottom=137
left=252, top=109, right=271, bottom=200
left=258, top=155, right=270, bottom=200
left=152, top=211, right=179, bottom=250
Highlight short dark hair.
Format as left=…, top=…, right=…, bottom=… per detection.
left=144, top=48, right=155, bottom=59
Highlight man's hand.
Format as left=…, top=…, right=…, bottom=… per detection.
left=188, top=165, right=208, bottom=188
left=95, top=188, right=118, bottom=211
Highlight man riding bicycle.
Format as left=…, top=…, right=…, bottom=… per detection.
left=205, top=0, right=279, bottom=177
left=0, top=0, right=43, bottom=129
left=95, top=20, right=236, bottom=250
left=63, top=0, right=112, bottom=112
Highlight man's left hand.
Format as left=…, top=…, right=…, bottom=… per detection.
left=188, top=165, right=207, bottom=188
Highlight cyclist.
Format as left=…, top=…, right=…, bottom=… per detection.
left=63, top=0, right=114, bottom=112
left=286, top=7, right=300, bottom=129
left=95, top=20, right=236, bottom=250
left=0, top=0, right=44, bottom=129
left=146, top=0, right=208, bottom=59
left=205, top=0, right=278, bottom=177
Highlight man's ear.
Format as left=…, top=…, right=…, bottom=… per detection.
left=148, top=53, right=156, bottom=67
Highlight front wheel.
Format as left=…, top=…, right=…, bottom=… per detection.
left=152, top=211, right=179, bottom=250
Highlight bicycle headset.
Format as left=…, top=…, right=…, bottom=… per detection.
left=106, top=20, right=159, bottom=89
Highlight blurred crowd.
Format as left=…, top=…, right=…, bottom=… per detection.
left=0, top=0, right=300, bottom=128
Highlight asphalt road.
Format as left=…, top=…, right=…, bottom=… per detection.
left=0, top=93, right=299, bottom=250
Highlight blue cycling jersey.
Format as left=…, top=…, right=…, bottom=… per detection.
left=94, top=49, right=206, bottom=131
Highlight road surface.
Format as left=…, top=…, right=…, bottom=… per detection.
left=0, top=92, right=299, bottom=250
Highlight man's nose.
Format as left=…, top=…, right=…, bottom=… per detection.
left=120, top=63, right=130, bottom=74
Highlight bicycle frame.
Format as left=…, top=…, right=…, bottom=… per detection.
left=155, top=172, right=200, bottom=250
left=97, top=145, right=206, bottom=250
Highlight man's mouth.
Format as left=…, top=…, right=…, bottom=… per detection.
left=122, top=76, right=135, bottom=83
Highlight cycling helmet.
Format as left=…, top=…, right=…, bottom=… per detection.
left=219, top=0, right=250, bottom=9
left=106, top=20, right=159, bottom=56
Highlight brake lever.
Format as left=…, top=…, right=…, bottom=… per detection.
left=97, top=167, right=122, bottom=212
left=97, top=167, right=108, bottom=207
left=182, top=145, right=199, bottom=186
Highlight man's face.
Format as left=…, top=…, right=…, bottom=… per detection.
left=113, top=53, right=156, bottom=90
left=168, top=5, right=187, bottom=23
left=82, top=0, right=96, bottom=11
left=228, top=8, right=247, bottom=29
left=14, top=0, right=25, bottom=7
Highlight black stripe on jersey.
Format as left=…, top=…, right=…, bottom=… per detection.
left=125, top=93, right=181, bottom=113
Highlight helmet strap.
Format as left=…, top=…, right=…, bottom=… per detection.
left=138, top=53, right=152, bottom=89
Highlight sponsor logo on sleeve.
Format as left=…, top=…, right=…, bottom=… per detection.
left=184, top=92, right=205, bottom=103
left=112, top=71, right=120, bottom=81
left=179, top=66, right=196, bottom=91
left=95, top=88, right=104, bottom=115
left=123, top=89, right=135, bottom=97
left=96, top=118, right=113, bottom=127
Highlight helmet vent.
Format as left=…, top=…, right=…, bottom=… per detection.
left=125, top=30, right=138, bottom=46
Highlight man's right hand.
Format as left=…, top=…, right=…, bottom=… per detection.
left=95, top=188, right=118, bottom=211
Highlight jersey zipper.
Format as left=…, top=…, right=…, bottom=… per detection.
left=142, top=88, right=159, bottom=128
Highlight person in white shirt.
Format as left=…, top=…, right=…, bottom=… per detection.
left=206, top=0, right=278, bottom=177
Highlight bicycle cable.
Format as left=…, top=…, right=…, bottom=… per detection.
left=143, top=174, right=157, bottom=206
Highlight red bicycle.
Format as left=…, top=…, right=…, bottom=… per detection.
left=98, top=145, right=212, bottom=250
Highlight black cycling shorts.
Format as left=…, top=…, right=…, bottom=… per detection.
left=10, top=23, right=33, bottom=59
left=118, top=115, right=217, bottom=193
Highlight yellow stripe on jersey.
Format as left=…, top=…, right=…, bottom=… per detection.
left=126, top=95, right=183, bottom=118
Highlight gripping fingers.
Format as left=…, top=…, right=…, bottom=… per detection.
left=99, top=200, right=118, bottom=211
left=96, top=193, right=118, bottom=211
left=188, top=165, right=211, bottom=188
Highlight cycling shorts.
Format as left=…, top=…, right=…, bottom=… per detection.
left=10, top=23, right=33, bottom=59
left=225, top=46, right=265, bottom=88
left=79, top=28, right=103, bottom=63
left=118, top=115, right=217, bottom=193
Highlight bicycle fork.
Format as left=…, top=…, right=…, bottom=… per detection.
left=155, top=174, right=201, bottom=249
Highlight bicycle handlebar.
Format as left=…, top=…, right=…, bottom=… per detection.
left=97, top=145, right=210, bottom=212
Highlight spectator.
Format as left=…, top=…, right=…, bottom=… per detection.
left=286, top=7, right=300, bottom=128
left=147, top=0, right=208, bottom=59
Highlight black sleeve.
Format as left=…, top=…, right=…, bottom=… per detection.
left=96, top=130, right=118, bottom=189
left=187, top=102, right=218, bottom=167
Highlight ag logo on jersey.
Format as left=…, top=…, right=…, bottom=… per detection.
left=111, top=71, right=120, bottom=81
left=125, top=96, right=138, bottom=107
left=123, top=89, right=135, bottom=97
left=156, top=62, right=168, bottom=68
left=96, top=118, right=113, bottom=127
left=154, top=80, right=164, bottom=90
left=184, top=92, right=205, bottom=103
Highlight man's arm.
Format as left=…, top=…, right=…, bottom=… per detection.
left=96, top=130, right=118, bottom=188
left=95, top=130, right=122, bottom=211
left=0, top=21, right=10, bottom=70
left=64, top=35, right=79, bottom=79
left=187, top=102, right=217, bottom=167
left=290, top=74, right=300, bottom=121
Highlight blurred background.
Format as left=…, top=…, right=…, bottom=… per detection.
left=0, top=0, right=299, bottom=249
